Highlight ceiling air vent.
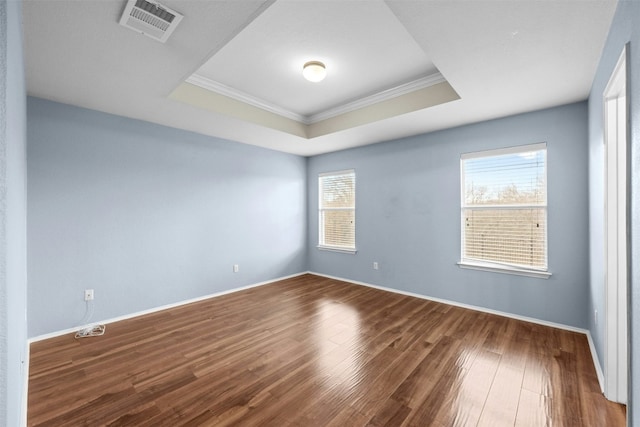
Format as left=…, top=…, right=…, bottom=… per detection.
left=119, top=0, right=183, bottom=43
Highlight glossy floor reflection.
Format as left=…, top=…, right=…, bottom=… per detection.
left=28, top=274, right=625, bottom=426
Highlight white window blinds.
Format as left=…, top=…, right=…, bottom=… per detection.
left=319, top=170, right=356, bottom=251
left=461, top=143, right=547, bottom=271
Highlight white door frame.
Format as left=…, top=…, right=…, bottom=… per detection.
left=603, top=45, right=628, bottom=404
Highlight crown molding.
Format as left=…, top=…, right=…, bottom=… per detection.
left=186, top=74, right=307, bottom=123
left=307, top=73, right=445, bottom=123
left=186, top=71, right=446, bottom=125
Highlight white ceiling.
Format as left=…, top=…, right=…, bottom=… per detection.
left=23, top=0, right=617, bottom=156
left=191, top=0, right=438, bottom=118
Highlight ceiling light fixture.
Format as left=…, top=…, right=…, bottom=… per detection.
left=303, top=61, right=327, bottom=82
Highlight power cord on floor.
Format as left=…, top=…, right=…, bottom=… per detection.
left=75, top=299, right=106, bottom=339
left=75, top=324, right=106, bottom=338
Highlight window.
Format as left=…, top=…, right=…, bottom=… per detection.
left=460, top=143, right=549, bottom=277
left=318, top=170, right=356, bottom=253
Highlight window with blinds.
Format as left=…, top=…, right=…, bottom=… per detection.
left=461, top=143, right=547, bottom=271
left=319, top=170, right=356, bottom=252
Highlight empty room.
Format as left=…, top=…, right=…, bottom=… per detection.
left=2, top=0, right=639, bottom=425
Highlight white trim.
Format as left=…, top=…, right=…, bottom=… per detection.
left=309, top=271, right=604, bottom=388
left=186, top=74, right=307, bottom=123
left=307, top=73, right=446, bottom=124
left=457, top=260, right=551, bottom=279
left=460, top=143, right=548, bottom=272
left=186, top=72, right=445, bottom=125
left=21, top=341, right=30, bottom=427
left=461, top=142, right=547, bottom=160
left=317, top=245, right=357, bottom=254
left=318, top=169, right=356, bottom=178
left=319, top=207, right=354, bottom=212
left=25, top=269, right=603, bottom=420
left=308, top=271, right=587, bottom=334
left=318, top=169, right=356, bottom=252
left=28, top=272, right=307, bottom=343
left=602, top=45, right=628, bottom=404
left=463, top=204, right=546, bottom=210
left=603, top=48, right=627, bottom=100
left=587, top=330, right=606, bottom=393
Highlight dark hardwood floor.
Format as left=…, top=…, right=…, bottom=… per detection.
left=28, top=274, right=625, bottom=426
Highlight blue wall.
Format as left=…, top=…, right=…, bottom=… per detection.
left=308, top=102, right=589, bottom=329
left=588, top=0, right=640, bottom=422
left=27, top=98, right=307, bottom=337
left=17, top=1, right=640, bottom=421
left=1, top=0, right=28, bottom=425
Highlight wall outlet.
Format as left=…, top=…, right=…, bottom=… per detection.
left=373, top=262, right=379, bottom=270
left=84, top=289, right=94, bottom=301
left=233, top=264, right=239, bottom=273
left=594, top=309, right=598, bottom=325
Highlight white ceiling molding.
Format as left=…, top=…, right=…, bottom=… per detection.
left=186, top=73, right=307, bottom=123
left=306, top=80, right=460, bottom=139
left=169, top=81, right=307, bottom=138
left=22, top=0, right=619, bottom=156
left=307, top=72, right=446, bottom=124
left=186, top=71, right=446, bottom=126
left=172, top=78, right=459, bottom=140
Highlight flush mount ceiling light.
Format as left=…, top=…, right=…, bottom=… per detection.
left=302, top=61, right=327, bottom=82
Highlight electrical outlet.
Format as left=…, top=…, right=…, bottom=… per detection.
left=233, top=264, right=239, bottom=273
left=84, top=289, right=94, bottom=301
left=373, top=262, right=379, bottom=270
left=594, top=309, right=598, bottom=325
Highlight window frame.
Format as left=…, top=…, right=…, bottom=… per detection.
left=318, top=169, right=357, bottom=254
left=458, top=143, right=551, bottom=279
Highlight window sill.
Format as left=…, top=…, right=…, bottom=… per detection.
left=317, top=245, right=357, bottom=254
left=457, top=260, right=551, bottom=279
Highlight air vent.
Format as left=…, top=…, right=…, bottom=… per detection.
left=119, top=0, right=183, bottom=43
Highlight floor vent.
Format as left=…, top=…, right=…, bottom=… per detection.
left=119, top=0, right=183, bottom=43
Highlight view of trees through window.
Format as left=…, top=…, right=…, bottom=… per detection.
left=462, top=144, right=547, bottom=270
left=319, top=171, right=355, bottom=250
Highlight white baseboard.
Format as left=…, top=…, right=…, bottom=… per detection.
left=309, top=271, right=589, bottom=334
left=310, top=271, right=611, bottom=394
left=21, top=341, right=30, bottom=427
left=586, top=330, right=605, bottom=393
left=23, top=271, right=307, bottom=425
left=28, top=271, right=308, bottom=343
left=25, top=269, right=606, bottom=422
left=313, top=272, right=614, bottom=394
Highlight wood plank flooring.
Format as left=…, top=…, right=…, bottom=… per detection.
left=28, top=274, right=626, bottom=426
